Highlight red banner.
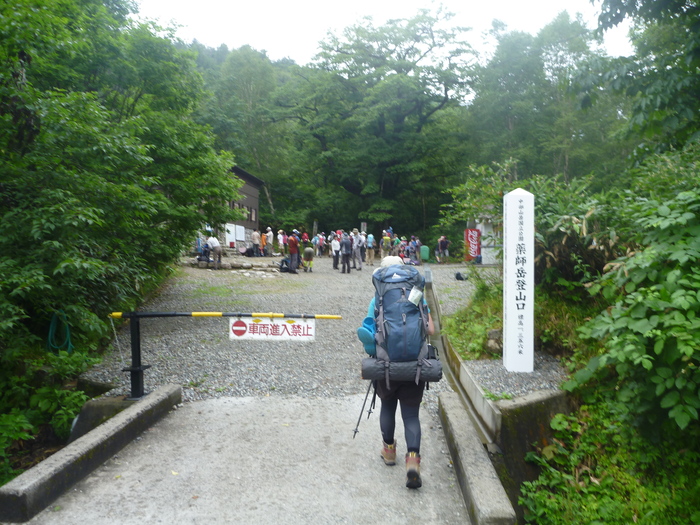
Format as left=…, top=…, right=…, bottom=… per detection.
left=464, top=229, right=481, bottom=261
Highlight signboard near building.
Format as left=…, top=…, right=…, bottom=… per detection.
left=225, top=223, right=246, bottom=248
left=503, top=188, right=534, bottom=372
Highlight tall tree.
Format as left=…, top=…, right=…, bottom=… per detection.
left=272, top=9, right=475, bottom=233
left=579, top=0, right=700, bottom=152
left=465, top=27, right=549, bottom=178
left=465, top=14, right=633, bottom=183
left=0, top=0, right=241, bottom=345
left=193, top=46, right=298, bottom=224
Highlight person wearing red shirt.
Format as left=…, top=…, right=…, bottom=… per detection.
left=288, top=230, right=300, bottom=274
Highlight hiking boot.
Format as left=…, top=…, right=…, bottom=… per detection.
left=405, top=452, right=422, bottom=489
left=381, top=440, right=397, bottom=466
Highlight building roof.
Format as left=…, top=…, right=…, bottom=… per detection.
left=232, top=166, right=265, bottom=187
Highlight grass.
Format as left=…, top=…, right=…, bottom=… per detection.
left=440, top=266, right=503, bottom=360
left=441, top=267, right=603, bottom=364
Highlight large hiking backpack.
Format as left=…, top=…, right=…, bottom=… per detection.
left=372, top=264, right=431, bottom=385
left=279, top=258, right=291, bottom=272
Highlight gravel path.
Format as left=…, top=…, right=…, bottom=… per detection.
left=89, top=255, right=454, bottom=408
left=87, top=255, right=567, bottom=406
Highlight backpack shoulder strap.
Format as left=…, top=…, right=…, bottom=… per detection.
left=413, top=300, right=430, bottom=384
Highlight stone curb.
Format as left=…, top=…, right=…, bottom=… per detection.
left=0, top=384, right=181, bottom=523
left=439, top=392, right=517, bottom=525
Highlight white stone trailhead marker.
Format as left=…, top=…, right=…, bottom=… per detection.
left=503, top=188, right=534, bottom=372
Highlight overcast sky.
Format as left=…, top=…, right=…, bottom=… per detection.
left=134, top=0, right=633, bottom=64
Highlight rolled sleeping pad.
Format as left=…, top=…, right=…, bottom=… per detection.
left=361, top=358, right=443, bottom=382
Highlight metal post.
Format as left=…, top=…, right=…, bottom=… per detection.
left=122, top=315, right=150, bottom=399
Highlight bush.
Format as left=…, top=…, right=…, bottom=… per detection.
left=0, top=348, right=98, bottom=485
left=441, top=268, right=502, bottom=360
left=522, top=146, right=700, bottom=523
left=520, top=393, right=700, bottom=524
left=535, top=287, right=606, bottom=363
left=572, top=188, right=700, bottom=431
left=0, top=411, right=34, bottom=486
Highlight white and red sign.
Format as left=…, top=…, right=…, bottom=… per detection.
left=229, top=318, right=316, bottom=341
left=464, top=228, right=481, bottom=261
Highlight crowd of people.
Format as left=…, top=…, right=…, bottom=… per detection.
left=269, top=227, right=453, bottom=271
left=286, top=228, right=428, bottom=273
left=377, top=228, right=424, bottom=265
left=201, top=227, right=452, bottom=273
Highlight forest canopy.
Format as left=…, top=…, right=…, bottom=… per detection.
left=189, top=7, right=640, bottom=235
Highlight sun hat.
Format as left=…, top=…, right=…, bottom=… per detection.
left=380, top=256, right=404, bottom=267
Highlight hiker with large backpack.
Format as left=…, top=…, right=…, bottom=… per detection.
left=356, top=256, right=436, bottom=489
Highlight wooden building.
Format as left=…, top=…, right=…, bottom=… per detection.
left=224, top=166, right=265, bottom=250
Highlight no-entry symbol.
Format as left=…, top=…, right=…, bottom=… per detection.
left=231, top=320, right=247, bottom=337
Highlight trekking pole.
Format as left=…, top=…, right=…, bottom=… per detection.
left=353, top=380, right=375, bottom=439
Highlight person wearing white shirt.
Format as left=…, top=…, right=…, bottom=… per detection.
left=331, top=236, right=341, bottom=270
left=207, top=234, right=221, bottom=270
left=265, top=227, right=274, bottom=256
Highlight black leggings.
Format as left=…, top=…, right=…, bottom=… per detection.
left=380, top=398, right=421, bottom=453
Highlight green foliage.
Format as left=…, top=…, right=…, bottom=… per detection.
left=0, top=411, right=34, bottom=485
left=188, top=8, right=635, bottom=237
left=574, top=187, right=700, bottom=430
left=524, top=175, right=627, bottom=290
left=535, top=287, right=605, bottom=363
left=443, top=267, right=601, bottom=363
left=442, top=166, right=630, bottom=294
left=441, top=268, right=503, bottom=360
left=520, top=395, right=700, bottom=524
left=1, top=0, right=243, bottom=486
left=30, top=387, right=89, bottom=440
left=443, top=146, right=699, bottom=521
left=482, top=389, right=513, bottom=401
left=465, top=15, right=633, bottom=183
left=441, top=161, right=513, bottom=229
left=1, top=0, right=242, bottom=348
left=0, top=350, right=97, bottom=416
left=0, top=348, right=97, bottom=484
left=580, top=0, right=700, bottom=153
left=261, top=9, right=475, bottom=234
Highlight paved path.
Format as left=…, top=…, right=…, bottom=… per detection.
left=23, top=395, right=468, bottom=524
left=20, top=257, right=471, bottom=524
